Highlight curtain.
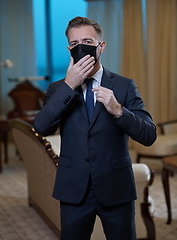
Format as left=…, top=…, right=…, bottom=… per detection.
left=86, top=0, right=177, bottom=126
left=122, top=0, right=147, bottom=108
left=87, top=0, right=147, bottom=107
left=0, top=0, right=37, bottom=116
left=87, top=0, right=124, bottom=74
left=154, top=0, right=177, bottom=123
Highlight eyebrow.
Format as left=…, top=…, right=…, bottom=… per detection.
left=69, top=38, right=95, bottom=45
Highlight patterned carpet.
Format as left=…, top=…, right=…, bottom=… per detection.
left=0, top=143, right=177, bottom=240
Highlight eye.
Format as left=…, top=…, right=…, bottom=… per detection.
left=70, top=42, right=78, bottom=48
left=83, top=40, right=93, bottom=45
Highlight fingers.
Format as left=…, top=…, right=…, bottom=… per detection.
left=65, top=55, right=95, bottom=89
left=75, top=55, right=95, bottom=76
left=68, top=57, right=74, bottom=70
left=93, top=86, right=110, bottom=97
left=75, top=55, right=94, bottom=66
left=93, top=86, right=115, bottom=105
left=93, top=86, right=111, bottom=103
left=93, top=86, right=122, bottom=116
left=92, top=86, right=100, bottom=92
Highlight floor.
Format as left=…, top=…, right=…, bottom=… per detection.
left=0, top=143, right=177, bottom=240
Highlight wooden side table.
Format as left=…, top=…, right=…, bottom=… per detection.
left=0, top=120, right=9, bottom=172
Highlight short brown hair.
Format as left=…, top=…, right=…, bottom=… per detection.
left=65, top=16, right=103, bottom=40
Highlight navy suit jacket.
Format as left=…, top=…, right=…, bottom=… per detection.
left=34, top=68, right=156, bottom=206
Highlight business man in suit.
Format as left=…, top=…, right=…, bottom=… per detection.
left=34, top=16, right=156, bottom=240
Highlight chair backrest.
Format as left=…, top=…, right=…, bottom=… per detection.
left=9, top=119, right=61, bottom=236
left=158, top=120, right=177, bottom=134
left=8, top=80, right=45, bottom=116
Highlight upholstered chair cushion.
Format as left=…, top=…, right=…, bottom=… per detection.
left=134, top=134, right=177, bottom=157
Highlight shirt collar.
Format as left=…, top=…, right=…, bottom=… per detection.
left=82, top=65, right=103, bottom=86
left=91, top=65, right=103, bottom=85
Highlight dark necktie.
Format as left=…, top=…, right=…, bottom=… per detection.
left=85, top=78, right=94, bottom=122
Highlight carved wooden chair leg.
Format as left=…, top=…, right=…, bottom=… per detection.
left=162, top=167, right=172, bottom=224
left=140, top=169, right=156, bottom=240
left=141, top=202, right=156, bottom=240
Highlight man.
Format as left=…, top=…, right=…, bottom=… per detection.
left=34, top=16, right=156, bottom=240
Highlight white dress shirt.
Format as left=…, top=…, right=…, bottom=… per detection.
left=82, top=66, right=103, bottom=105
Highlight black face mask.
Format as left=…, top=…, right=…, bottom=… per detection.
left=70, top=44, right=98, bottom=64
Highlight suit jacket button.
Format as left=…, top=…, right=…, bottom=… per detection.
left=123, top=124, right=130, bottom=130
left=85, top=159, right=90, bottom=162
left=88, top=134, right=92, bottom=138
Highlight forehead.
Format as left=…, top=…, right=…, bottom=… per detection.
left=68, top=25, right=99, bottom=42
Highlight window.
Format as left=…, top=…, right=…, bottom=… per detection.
left=33, top=0, right=87, bottom=88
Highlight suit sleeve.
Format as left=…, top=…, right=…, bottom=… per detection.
left=34, top=81, right=77, bottom=136
left=114, top=79, right=156, bottom=146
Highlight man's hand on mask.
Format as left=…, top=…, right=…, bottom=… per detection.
left=64, top=55, right=95, bottom=90
left=93, top=86, right=123, bottom=117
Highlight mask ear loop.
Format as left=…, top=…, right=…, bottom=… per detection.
left=96, top=42, right=102, bottom=61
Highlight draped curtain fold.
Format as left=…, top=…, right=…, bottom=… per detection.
left=154, top=0, right=177, bottom=123
left=122, top=0, right=147, bottom=108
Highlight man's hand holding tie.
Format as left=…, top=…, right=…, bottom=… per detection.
left=93, top=86, right=123, bottom=117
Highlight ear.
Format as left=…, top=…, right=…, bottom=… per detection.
left=99, top=41, right=106, bottom=54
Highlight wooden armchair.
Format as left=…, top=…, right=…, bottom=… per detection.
left=7, top=80, right=45, bottom=125
left=9, top=119, right=61, bottom=237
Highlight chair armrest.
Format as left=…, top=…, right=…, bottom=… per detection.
left=132, top=163, right=151, bottom=183
left=133, top=163, right=156, bottom=239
